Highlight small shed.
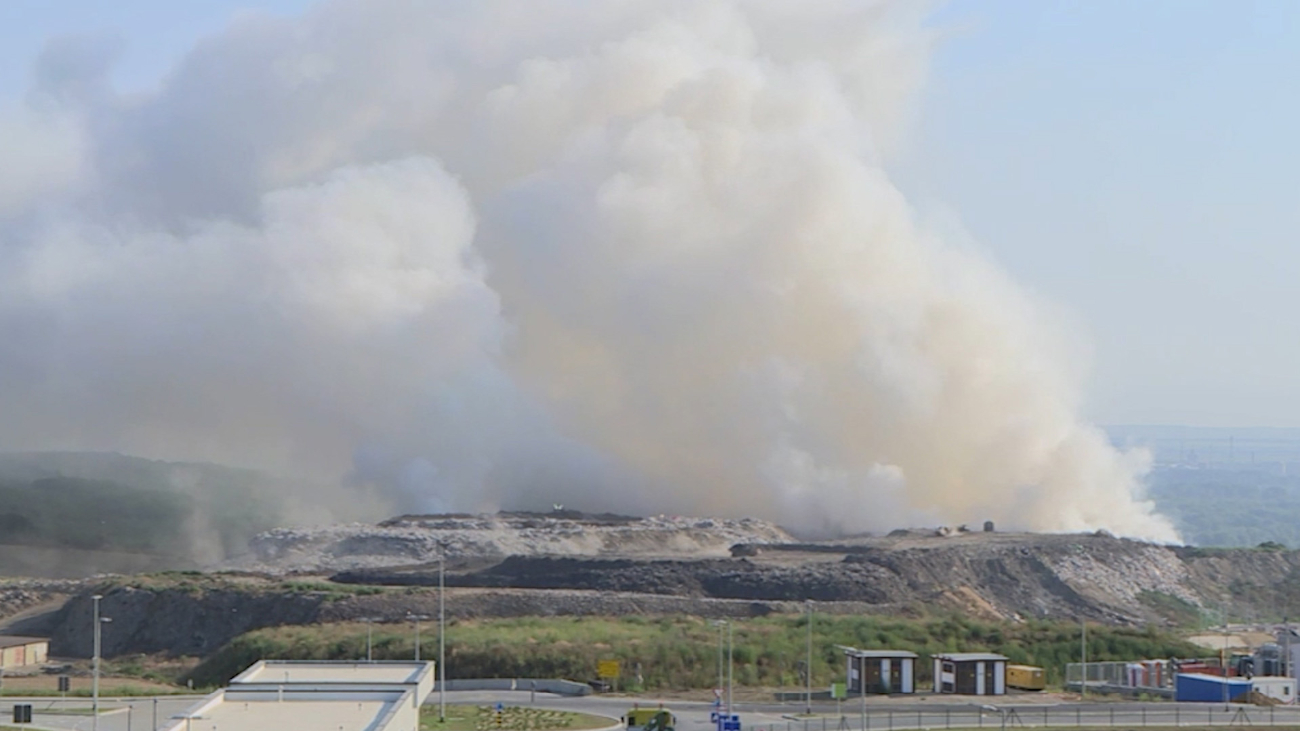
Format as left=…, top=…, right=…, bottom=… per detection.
left=0, top=636, right=49, bottom=669
left=1249, top=676, right=1296, bottom=703
left=932, top=653, right=1008, bottom=695
left=843, top=648, right=917, bottom=694
left=1175, top=673, right=1252, bottom=703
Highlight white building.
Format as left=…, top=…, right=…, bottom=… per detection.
left=162, top=661, right=434, bottom=731
left=1249, top=676, right=1297, bottom=704
left=932, top=653, right=1007, bottom=695
left=843, top=648, right=917, bottom=694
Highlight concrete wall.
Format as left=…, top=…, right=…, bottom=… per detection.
left=441, top=678, right=591, bottom=696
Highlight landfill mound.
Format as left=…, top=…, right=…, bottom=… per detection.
left=331, top=531, right=1205, bottom=622
left=236, top=511, right=794, bottom=573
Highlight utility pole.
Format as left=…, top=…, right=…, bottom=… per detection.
left=93, top=594, right=101, bottom=731
left=727, top=620, right=734, bottom=716
left=1080, top=620, right=1087, bottom=699
left=439, top=551, right=447, bottom=724
left=806, top=600, right=813, bottom=716
left=91, top=595, right=111, bottom=731
left=717, top=621, right=725, bottom=696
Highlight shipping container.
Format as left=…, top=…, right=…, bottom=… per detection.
left=1175, top=673, right=1252, bottom=703
left=1006, top=665, right=1045, bottom=691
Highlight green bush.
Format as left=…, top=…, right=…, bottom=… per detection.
left=186, top=614, right=1201, bottom=690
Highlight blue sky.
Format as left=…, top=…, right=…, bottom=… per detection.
left=2, top=0, right=1297, bottom=428
left=902, top=0, right=1300, bottom=427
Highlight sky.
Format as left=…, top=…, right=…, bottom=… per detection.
left=1, top=0, right=1296, bottom=430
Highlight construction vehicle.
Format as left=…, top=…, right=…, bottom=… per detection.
left=1006, top=664, right=1046, bottom=691
left=624, top=705, right=676, bottom=731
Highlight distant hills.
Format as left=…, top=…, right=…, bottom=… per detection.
left=0, top=452, right=327, bottom=576
left=1106, top=426, right=1300, bottom=548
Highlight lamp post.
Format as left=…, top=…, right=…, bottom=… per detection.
left=727, top=620, right=733, bottom=716
left=439, top=551, right=447, bottom=724
left=715, top=620, right=725, bottom=696
left=408, top=613, right=430, bottom=662
left=806, top=600, right=813, bottom=716
left=1080, top=620, right=1087, bottom=699
left=92, top=595, right=112, bottom=731
left=360, top=617, right=380, bottom=662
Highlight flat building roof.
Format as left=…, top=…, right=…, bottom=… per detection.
left=934, top=653, right=1008, bottom=662
left=0, top=636, right=48, bottom=649
left=173, top=690, right=404, bottom=731
left=233, top=660, right=428, bottom=686
left=844, top=649, right=919, bottom=659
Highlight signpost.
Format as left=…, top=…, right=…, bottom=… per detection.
left=832, top=682, right=846, bottom=719
left=599, top=659, right=622, bottom=692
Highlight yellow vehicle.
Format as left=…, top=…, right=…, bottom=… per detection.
left=623, top=706, right=676, bottom=731
left=1006, top=664, right=1046, bottom=691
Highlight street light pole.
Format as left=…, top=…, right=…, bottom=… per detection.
left=717, top=621, right=724, bottom=696
left=806, top=600, right=813, bottom=716
left=439, top=552, right=446, bottom=724
left=1080, top=620, right=1087, bottom=699
left=92, top=594, right=101, bottom=731
left=727, top=620, right=733, bottom=716
left=92, top=595, right=110, bottom=731
left=364, top=618, right=374, bottom=662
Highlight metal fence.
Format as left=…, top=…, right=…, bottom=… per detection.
left=764, top=705, right=1300, bottom=731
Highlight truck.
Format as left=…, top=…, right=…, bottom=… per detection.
left=624, top=706, right=676, bottom=731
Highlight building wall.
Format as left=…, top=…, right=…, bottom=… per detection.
left=1250, top=677, right=1296, bottom=703
left=0, top=641, right=48, bottom=668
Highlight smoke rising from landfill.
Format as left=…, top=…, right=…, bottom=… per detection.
left=0, top=0, right=1179, bottom=541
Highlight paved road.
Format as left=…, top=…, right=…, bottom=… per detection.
left=9, top=691, right=1300, bottom=731
left=427, top=690, right=1300, bottom=731
left=1, top=695, right=205, bottom=731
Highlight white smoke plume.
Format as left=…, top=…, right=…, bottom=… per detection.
left=0, top=0, right=1179, bottom=541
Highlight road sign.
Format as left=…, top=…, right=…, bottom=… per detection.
left=831, top=682, right=846, bottom=700
left=598, top=660, right=621, bottom=678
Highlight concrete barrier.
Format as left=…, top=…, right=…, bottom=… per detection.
left=438, top=679, right=592, bottom=696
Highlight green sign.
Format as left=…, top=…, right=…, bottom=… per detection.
left=831, top=682, right=846, bottom=699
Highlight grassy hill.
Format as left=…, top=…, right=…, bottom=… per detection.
left=0, top=452, right=288, bottom=572
left=187, top=614, right=1202, bottom=690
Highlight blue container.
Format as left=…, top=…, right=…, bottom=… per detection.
left=1175, top=673, right=1252, bottom=703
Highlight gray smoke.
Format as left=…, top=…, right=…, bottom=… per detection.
left=0, top=0, right=1178, bottom=541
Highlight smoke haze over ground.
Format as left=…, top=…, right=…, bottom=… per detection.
left=0, top=0, right=1178, bottom=541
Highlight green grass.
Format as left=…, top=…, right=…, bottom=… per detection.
left=418, top=705, right=614, bottom=731
left=186, top=614, right=1202, bottom=690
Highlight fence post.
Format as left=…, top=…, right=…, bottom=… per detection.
left=1110, top=707, right=1115, bottom=726
left=918, top=710, right=922, bottom=730
left=888, top=710, right=892, bottom=731
left=153, top=697, right=158, bottom=731
left=1044, top=707, right=1049, bottom=727
left=1142, top=707, right=1146, bottom=726
left=1076, top=706, right=1080, bottom=727
left=1176, top=705, right=1179, bottom=727
left=824, top=718, right=828, bottom=731
left=979, top=709, right=983, bottom=728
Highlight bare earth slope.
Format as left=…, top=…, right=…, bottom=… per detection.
left=24, top=513, right=1300, bottom=660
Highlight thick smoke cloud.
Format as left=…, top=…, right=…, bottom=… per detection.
left=0, top=0, right=1179, bottom=541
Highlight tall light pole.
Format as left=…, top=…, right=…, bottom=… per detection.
left=361, top=617, right=379, bottom=662
left=439, top=551, right=447, bottom=724
left=806, top=600, right=813, bottom=716
left=727, top=619, right=733, bottom=716
left=717, top=621, right=725, bottom=695
left=91, top=595, right=111, bottom=731
left=408, top=613, right=430, bottom=662
left=1080, top=620, right=1087, bottom=699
